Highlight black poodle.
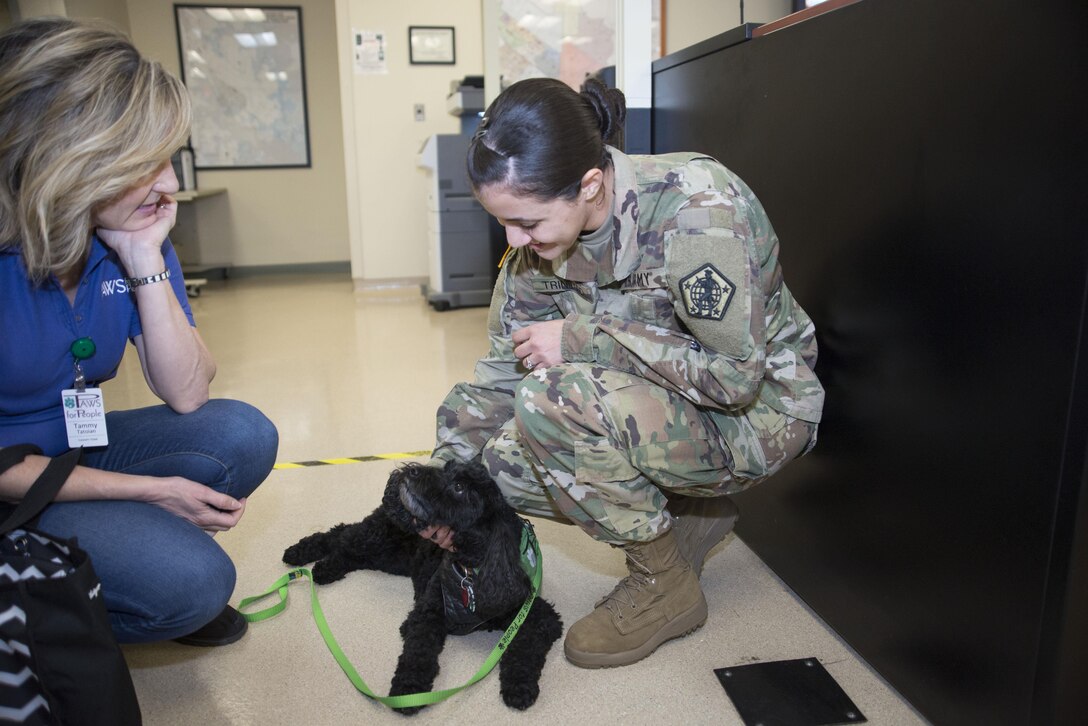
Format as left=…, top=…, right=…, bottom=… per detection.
left=282, top=461, right=563, bottom=715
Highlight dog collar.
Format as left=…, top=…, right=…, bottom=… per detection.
left=440, top=519, right=543, bottom=635
left=442, top=560, right=485, bottom=634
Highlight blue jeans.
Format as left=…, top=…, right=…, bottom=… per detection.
left=34, top=399, right=278, bottom=644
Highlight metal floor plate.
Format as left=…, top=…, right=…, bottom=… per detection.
left=715, top=658, right=867, bottom=726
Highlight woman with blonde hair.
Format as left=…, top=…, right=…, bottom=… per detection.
left=0, top=17, right=277, bottom=646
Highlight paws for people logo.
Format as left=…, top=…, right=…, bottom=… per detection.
left=64, top=391, right=103, bottom=418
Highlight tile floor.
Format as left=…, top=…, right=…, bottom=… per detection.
left=110, top=272, right=928, bottom=725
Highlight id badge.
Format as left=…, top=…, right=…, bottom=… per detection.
left=61, top=387, right=109, bottom=447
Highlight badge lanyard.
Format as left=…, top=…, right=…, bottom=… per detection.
left=70, top=337, right=95, bottom=392
left=62, top=336, right=109, bottom=447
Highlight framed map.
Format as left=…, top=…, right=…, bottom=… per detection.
left=175, top=5, right=311, bottom=169
left=496, top=0, right=616, bottom=91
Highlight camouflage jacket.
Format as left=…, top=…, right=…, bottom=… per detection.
left=433, top=149, right=824, bottom=464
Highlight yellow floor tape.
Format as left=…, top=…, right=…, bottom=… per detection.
left=274, top=450, right=431, bottom=470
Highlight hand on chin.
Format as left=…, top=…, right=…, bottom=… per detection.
left=96, top=200, right=176, bottom=258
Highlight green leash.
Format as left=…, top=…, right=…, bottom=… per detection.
left=239, top=521, right=544, bottom=710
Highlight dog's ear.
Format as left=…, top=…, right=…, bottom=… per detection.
left=474, top=515, right=529, bottom=606
left=453, top=461, right=530, bottom=605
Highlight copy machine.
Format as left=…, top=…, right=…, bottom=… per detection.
left=417, top=77, right=504, bottom=310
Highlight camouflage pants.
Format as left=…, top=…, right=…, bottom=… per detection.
left=481, top=363, right=817, bottom=545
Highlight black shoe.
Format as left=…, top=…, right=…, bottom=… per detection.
left=174, top=606, right=248, bottom=647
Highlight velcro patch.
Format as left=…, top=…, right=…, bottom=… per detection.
left=531, top=277, right=581, bottom=294
left=679, top=264, right=735, bottom=320
left=667, top=231, right=755, bottom=360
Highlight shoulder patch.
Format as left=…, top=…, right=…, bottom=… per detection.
left=667, top=232, right=756, bottom=360
left=678, top=264, right=735, bottom=320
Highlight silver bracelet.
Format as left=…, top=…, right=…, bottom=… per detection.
left=125, top=269, right=171, bottom=288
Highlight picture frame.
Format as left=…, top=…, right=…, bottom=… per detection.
left=174, top=4, right=312, bottom=169
left=409, top=26, right=456, bottom=65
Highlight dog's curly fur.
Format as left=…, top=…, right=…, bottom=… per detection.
left=283, top=461, right=563, bottom=714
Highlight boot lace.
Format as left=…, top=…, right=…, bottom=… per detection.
left=599, top=549, right=656, bottom=617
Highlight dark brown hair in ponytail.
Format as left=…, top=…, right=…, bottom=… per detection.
left=580, top=77, right=626, bottom=150
left=466, top=76, right=627, bottom=201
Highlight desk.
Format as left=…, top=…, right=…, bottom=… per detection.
left=171, top=187, right=229, bottom=272
left=174, top=188, right=226, bottom=203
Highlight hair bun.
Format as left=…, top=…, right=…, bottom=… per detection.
left=580, top=77, right=627, bottom=147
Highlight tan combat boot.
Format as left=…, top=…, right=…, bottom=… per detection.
left=564, top=529, right=707, bottom=668
left=668, top=494, right=739, bottom=577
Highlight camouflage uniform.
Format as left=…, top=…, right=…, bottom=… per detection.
left=432, top=149, right=824, bottom=545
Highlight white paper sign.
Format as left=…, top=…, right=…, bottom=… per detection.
left=354, top=29, right=388, bottom=75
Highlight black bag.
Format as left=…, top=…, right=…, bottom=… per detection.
left=0, top=445, right=141, bottom=725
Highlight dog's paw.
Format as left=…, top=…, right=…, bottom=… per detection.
left=311, top=560, right=347, bottom=584
left=283, top=531, right=332, bottom=566
left=282, top=542, right=314, bottom=566
left=389, top=677, right=431, bottom=717
left=500, top=681, right=540, bottom=711
left=392, top=705, right=424, bottom=717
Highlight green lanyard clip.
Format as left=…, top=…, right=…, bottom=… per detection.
left=70, top=337, right=96, bottom=392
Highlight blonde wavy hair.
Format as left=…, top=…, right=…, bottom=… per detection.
left=0, top=17, right=192, bottom=283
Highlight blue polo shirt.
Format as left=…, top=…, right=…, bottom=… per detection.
left=0, top=237, right=194, bottom=455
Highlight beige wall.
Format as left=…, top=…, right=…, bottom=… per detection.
left=6, top=0, right=349, bottom=270
left=340, top=0, right=483, bottom=283
left=124, top=0, right=350, bottom=269
left=65, top=0, right=128, bottom=32
left=666, top=0, right=791, bottom=53
left=12, top=1, right=794, bottom=281
left=9, top=1, right=347, bottom=270
left=6, top=0, right=64, bottom=22
left=337, top=0, right=790, bottom=284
